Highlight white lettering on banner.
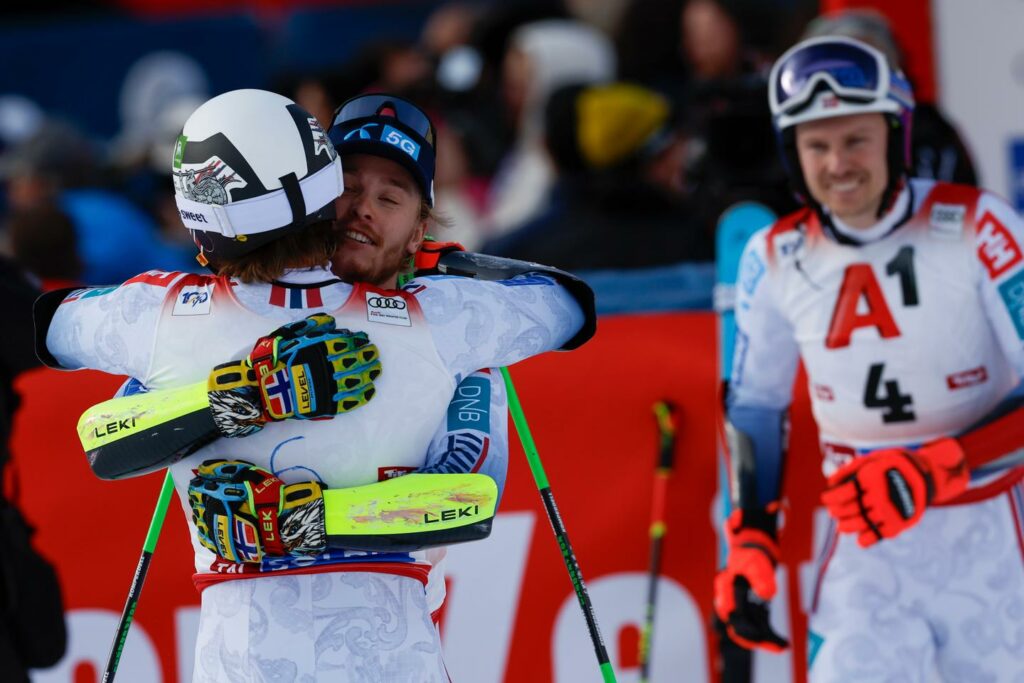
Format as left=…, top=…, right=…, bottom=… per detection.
left=552, top=573, right=708, bottom=682
left=442, top=512, right=536, bottom=683
left=176, top=606, right=201, bottom=682
left=31, top=609, right=162, bottom=682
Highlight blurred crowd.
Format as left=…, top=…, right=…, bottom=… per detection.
left=0, top=0, right=979, bottom=287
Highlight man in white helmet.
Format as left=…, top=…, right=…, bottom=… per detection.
left=713, top=36, right=1024, bottom=680
left=36, top=89, right=594, bottom=681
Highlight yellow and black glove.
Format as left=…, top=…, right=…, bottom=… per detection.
left=189, top=461, right=499, bottom=563
left=207, top=314, right=381, bottom=437
left=189, top=459, right=326, bottom=563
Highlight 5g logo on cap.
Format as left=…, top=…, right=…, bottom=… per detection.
left=383, top=125, right=421, bottom=160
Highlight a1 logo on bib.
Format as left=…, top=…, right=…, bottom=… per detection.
left=173, top=284, right=214, bottom=316
left=366, top=292, right=411, bottom=326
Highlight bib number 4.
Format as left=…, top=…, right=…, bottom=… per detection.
left=863, top=362, right=915, bottom=423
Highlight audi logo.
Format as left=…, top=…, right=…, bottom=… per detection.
left=368, top=297, right=407, bottom=310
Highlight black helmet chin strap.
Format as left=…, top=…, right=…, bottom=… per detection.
left=279, top=172, right=306, bottom=228
left=876, top=113, right=907, bottom=219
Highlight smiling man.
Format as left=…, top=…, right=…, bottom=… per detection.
left=327, top=96, right=440, bottom=290
left=331, top=153, right=429, bottom=286
left=713, top=36, right=1024, bottom=681
left=795, top=112, right=890, bottom=227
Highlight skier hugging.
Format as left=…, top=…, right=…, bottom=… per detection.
left=36, top=89, right=595, bottom=681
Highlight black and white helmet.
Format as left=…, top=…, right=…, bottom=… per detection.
left=172, top=89, right=343, bottom=267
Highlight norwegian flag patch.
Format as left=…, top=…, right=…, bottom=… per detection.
left=233, top=518, right=261, bottom=562
left=261, top=369, right=294, bottom=417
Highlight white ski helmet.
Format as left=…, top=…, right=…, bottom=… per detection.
left=768, top=36, right=914, bottom=206
left=172, top=89, right=343, bottom=267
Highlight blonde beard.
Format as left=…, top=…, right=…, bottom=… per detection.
left=332, top=246, right=410, bottom=289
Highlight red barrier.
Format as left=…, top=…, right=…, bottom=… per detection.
left=14, top=311, right=823, bottom=682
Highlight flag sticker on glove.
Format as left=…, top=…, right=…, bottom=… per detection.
left=233, top=518, right=261, bottom=562
left=262, top=370, right=295, bottom=419
left=293, top=365, right=313, bottom=415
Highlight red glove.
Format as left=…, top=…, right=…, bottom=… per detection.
left=713, top=510, right=790, bottom=652
left=414, top=240, right=464, bottom=275
left=821, top=438, right=969, bottom=548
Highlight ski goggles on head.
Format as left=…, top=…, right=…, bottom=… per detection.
left=328, top=93, right=437, bottom=206
left=769, top=37, right=897, bottom=120
left=329, top=94, right=436, bottom=147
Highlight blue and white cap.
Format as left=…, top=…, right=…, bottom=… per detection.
left=328, top=93, right=437, bottom=207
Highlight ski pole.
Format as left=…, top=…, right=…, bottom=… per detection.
left=500, top=367, right=617, bottom=683
left=103, top=470, right=176, bottom=682
left=639, top=400, right=678, bottom=682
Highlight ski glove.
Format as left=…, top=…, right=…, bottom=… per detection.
left=822, top=438, right=969, bottom=548
left=189, top=459, right=326, bottom=563
left=207, top=314, right=382, bottom=437
left=414, top=239, right=464, bottom=275
left=713, top=510, right=790, bottom=653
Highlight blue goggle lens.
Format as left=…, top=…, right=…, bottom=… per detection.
left=774, top=42, right=882, bottom=108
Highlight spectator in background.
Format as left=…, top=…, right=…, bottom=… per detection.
left=484, top=18, right=616, bottom=241
left=0, top=251, right=66, bottom=681
left=802, top=8, right=978, bottom=185
left=417, top=2, right=493, bottom=249
left=0, top=120, right=94, bottom=211
left=335, top=37, right=437, bottom=104
left=4, top=204, right=81, bottom=290
left=0, top=95, right=44, bottom=174
left=563, top=0, right=632, bottom=35
left=419, top=1, right=550, bottom=248
left=678, top=0, right=798, bottom=244
left=484, top=82, right=711, bottom=269
left=440, top=0, right=567, bottom=182
left=111, top=94, right=210, bottom=265
left=682, top=0, right=751, bottom=83
left=615, top=0, right=689, bottom=104
left=421, top=1, right=481, bottom=58
left=0, top=119, right=194, bottom=283
left=292, top=73, right=341, bottom=129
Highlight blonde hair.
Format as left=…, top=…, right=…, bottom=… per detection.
left=395, top=200, right=454, bottom=283
left=420, top=199, right=453, bottom=229
left=216, top=221, right=336, bottom=283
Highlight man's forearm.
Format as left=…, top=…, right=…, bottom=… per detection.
left=79, top=382, right=219, bottom=479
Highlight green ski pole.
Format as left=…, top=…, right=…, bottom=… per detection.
left=103, top=470, right=176, bottom=682
left=501, top=367, right=617, bottom=683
